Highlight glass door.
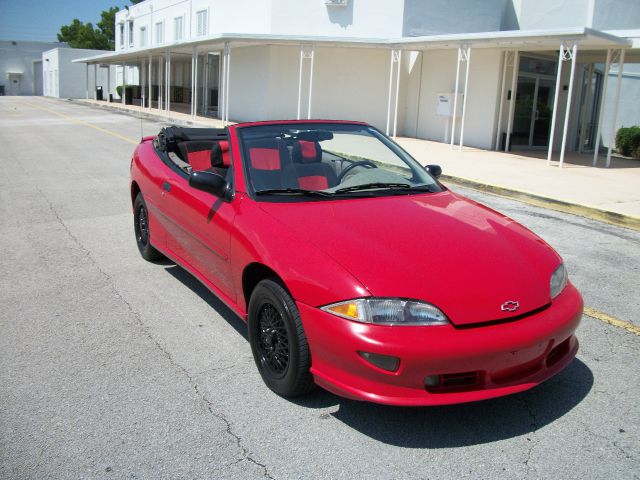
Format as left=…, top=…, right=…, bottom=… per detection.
left=532, top=78, right=554, bottom=147
left=512, top=75, right=555, bottom=149
left=511, top=77, right=536, bottom=148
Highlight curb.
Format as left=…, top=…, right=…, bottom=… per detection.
left=68, top=99, right=206, bottom=128
left=441, top=174, right=640, bottom=232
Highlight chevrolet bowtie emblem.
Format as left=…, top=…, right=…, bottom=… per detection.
left=501, top=301, right=520, bottom=312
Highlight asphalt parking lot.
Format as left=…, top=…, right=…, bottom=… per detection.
left=0, top=97, right=638, bottom=479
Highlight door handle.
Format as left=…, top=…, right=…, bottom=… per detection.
left=162, top=181, right=171, bottom=192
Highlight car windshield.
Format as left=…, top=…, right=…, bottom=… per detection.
left=237, top=123, right=443, bottom=200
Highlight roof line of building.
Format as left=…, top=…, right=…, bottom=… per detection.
left=72, top=27, right=633, bottom=64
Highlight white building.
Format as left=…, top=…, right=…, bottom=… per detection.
left=75, top=0, right=640, bottom=165
left=42, top=48, right=120, bottom=99
left=0, top=40, right=67, bottom=96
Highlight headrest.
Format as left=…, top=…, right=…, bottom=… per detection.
left=211, top=140, right=231, bottom=167
left=293, top=140, right=322, bottom=164
left=182, top=140, right=214, bottom=153
left=249, top=147, right=281, bottom=170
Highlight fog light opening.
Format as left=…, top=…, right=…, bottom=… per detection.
left=358, top=351, right=400, bottom=372
left=424, top=374, right=441, bottom=388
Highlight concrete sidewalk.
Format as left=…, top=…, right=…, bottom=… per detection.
left=75, top=98, right=640, bottom=230
left=395, top=138, right=640, bottom=230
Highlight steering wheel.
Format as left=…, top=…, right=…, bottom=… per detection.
left=337, top=160, right=377, bottom=182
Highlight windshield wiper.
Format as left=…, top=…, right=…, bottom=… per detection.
left=255, top=188, right=334, bottom=198
left=334, top=183, right=435, bottom=194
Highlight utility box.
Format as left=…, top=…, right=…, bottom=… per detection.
left=436, top=93, right=462, bottom=117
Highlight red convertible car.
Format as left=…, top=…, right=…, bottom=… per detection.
left=130, top=120, right=582, bottom=406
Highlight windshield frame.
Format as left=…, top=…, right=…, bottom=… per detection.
left=235, top=121, right=444, bottom=202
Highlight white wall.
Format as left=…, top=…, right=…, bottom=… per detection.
left=404, top=48, right=502, bottom=149
left=601, top=64, right=640, bottom=148
left=515, top=0, right=590, bottom=29
left=270, top=0, right=404, bottom=38
left=43, top=48, right=118, bottom=99
left=1, top=40, right=63, bottom=96
left=115, top=0, right=406, bottom=53
left=227, top=46, right=271, bottom=121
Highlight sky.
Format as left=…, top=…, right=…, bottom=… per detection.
left=0, top=0, right=130, bottom=43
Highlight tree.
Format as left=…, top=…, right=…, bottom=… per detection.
left=57, top=4, right=132, bottom=51
left=57, top=19, right=111, bottom=50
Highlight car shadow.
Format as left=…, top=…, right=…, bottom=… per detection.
left=163, top=264, right=248, bottom=341
left=298, top=359, right=593, bottom=448
left=161, top=262, right=593, bottom=448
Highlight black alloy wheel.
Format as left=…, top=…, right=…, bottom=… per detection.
left=257, top=303, right=290, bottom=378
left=248, top=279, right=315, bottom=397
left=133, top=193, right=163, bottom=261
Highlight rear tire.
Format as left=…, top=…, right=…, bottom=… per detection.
left=248, top=279, right=316, bottom=397
left=133, top=193, right=163, bottom=261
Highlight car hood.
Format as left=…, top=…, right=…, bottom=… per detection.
left=257, top=191, right=560, bottom=326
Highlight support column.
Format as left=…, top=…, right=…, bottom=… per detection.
left=193, top=48, right=198, bottom=118
left=386, top=49, right=395, bottom=136
left=141, top=59, right=146, bottom=108
left=85, top=64, right=89, bottom=99
left=559, top=42, right=578, bottom=168
left=606, top=49, right=625, bottom=168
left=450, top=47, right=462, bottom=148
left=495, top=51, right=510, bottom=150
left=297, top=45, right=304, bottom=120
left=547, top=44, right=566, bottom=165
left=148, top=54, right=152, bottom=110
left=459, top=45, right=472, bottom=150
left=307, top=45, right=315, bottom=120
left=505, top=50, right=520, bottom=152
left=392, top=50, right=402, bottom=138
left=158, top=56, right=163, bottom=111
left=386, top=49, right=402, bottom=136
left=121, top=64, right=126, bottom=105
left=593, top=49, right=612, bottom=166
left=166, top=51, right=171, bottom=113
left=190, top=47, right=196, bottom=117
left=578, top=63, right=594, bottom=153
left=224, top=42, right=231, bottom=125
left=107, top=65, right=111, bottom=103
left=220, top=50, right=226, bottom=121
left=297, top=45, right=315, bottom=120
left=202, top=54, right=208, bottom=115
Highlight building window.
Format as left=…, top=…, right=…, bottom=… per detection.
left=140, top=26, right=147, bottom=47
left=119, top=23, right=124, bottom=48
left=196, top=10, right=207, bottom=37
left=128, top=21, right=134, bottom=47
left=155, top=21, right=164, bottom=44
left=174, top=16, right=183, bottom=41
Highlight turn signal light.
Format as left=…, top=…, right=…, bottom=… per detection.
left=358, top=351, right=400, bottom=372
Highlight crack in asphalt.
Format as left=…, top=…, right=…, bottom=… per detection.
left=521, top=396, right=540, bottom=478
left=38, top=188, right=275, bottom=480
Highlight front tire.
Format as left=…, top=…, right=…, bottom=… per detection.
left=133, top=193, right=163, bottom=261
left=248, top=279, right=315, bottom=397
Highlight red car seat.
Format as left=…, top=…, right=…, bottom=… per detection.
left=178, top=140, right=215, bottom=171
left=286, top=140, right=336, bottom=190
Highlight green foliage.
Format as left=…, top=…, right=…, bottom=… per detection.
left=57, top=5, right=121, bottom=50
left=615, top=126, right=640, bottom=159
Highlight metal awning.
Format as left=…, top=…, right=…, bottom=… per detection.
left=72, top=27, right=633, bottom=65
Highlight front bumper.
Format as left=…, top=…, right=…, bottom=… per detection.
left=298, top=283, right=583, bottom=406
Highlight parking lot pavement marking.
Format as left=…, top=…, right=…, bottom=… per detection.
left=22, top=100, right=139, bottom=145
left=584, top=307, right=640, bottom=336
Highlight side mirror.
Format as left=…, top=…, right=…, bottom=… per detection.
left=189, top=170, right=231, bottom=200
left=426, top=164, right=442, bottom=179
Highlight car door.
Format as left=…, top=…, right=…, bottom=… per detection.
left=159, top=167, right=237, bottom=302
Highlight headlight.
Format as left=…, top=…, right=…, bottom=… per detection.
left=550, top=263, right=568, bottom=299
left=321, top=298, right=449, bottom=326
